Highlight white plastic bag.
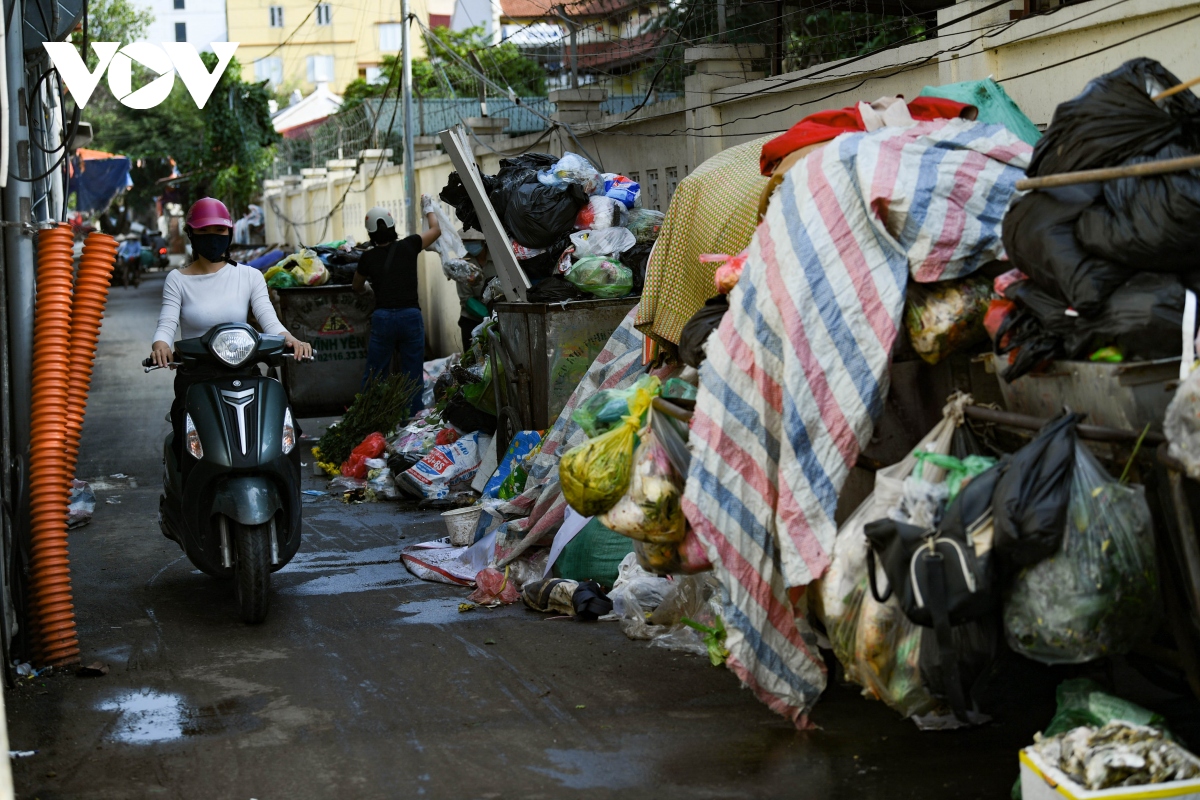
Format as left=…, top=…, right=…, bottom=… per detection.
left=428, top=204, right=467, bottom=263
left=1167, top=366, right=1200, bottom=480
left=569, top=227, right=636, bottom=258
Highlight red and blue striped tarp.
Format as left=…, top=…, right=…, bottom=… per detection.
left=684, top=119, right=1032, bottom=725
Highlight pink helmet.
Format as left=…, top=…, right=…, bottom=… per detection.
left=185, top=197, right=233, bottom=230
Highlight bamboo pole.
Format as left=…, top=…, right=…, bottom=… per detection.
left=1016, top=153, right=1200, bottom=191
left=1152, top=76, right=1200, bottom=102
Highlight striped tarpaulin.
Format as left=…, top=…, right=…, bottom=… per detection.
left=684, top=120, right=1031, bottom=725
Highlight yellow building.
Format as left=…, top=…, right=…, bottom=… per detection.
left=226, top=0, right=454, bottom=95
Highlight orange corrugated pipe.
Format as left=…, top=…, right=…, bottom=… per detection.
left=29, top=224, right=80, bottom=666
left=63, top=233, right=118, bottom=475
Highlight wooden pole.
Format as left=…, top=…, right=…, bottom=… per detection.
left=1016, top=153, right=1200, bottom=191
left=1152, top=76, right=1200, bottom=102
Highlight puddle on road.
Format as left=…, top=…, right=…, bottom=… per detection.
left=277, top=545, right=419, bottom=597
left=529, top=736, right=654, bottom=789
left=97, top=690, right=261, bottom=744
left=97, top=690, right=184, bottom=744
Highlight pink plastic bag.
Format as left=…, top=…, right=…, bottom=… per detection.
left=468, top=567, right=521, bottom=605
left=701, top=251, right=749, bottom=294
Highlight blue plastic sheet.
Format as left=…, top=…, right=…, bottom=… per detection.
left=70, top=156, right=132, bottom=213
left=482, top=431, right=542, bottom=499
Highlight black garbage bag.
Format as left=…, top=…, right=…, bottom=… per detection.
left=992, top=309, right=1064, bottom=382
left=678, top=295, right=729, bottom=368
left=504, top=182, right=588, bottom=249
left=1002, top=183, right=1133, bottom=316
left=1076, top=144, right=1200, bottom=273
left=443, top=394, right=497, bottom=436
left=517, top=235, right=573, bottom=281
left=527, top=274, right=585, bottom=303
left=918, top=619, right=997, bottom=719
left=439, top=171, right=497, bottom=233
left=620, top=242, right=654, bottom=294
left=998, top=273, right=1187, bottom=379
left=992, top=412, right=1081, bottom=566
left=488, top=152, right=557, bottom=218
left=1029, top=58, right=1200, bottom=177
left=1082, top=272, right=1186, bottom=360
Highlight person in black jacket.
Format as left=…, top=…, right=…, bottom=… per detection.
left=353, top=196, right=441, bottom=412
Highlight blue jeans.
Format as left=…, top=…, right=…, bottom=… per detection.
left=362, top=307, right=425, bottom=414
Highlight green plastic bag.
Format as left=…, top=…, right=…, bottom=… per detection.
left=572, top=375, right=661, bottom=438
left=266, top=270, right=299, bottom=289
left=912, top=451, right=996, bottom=502
left=919, top=78, right=1042, bottom=147
left=554, top=517, right=634, bottom=586
left=566, top=256, right=633, bottom=299
left=462, top=357, right=497, bottom=416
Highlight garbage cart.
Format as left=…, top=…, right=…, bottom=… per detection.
left=273, top=285, right=374, bottom=417
left=490, top=298, right=638, bottom=448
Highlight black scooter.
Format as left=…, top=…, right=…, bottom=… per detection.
left=144, top=323, right=308, bottom=622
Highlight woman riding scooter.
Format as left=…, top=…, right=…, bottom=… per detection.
left=150, top=198, right=313, bottom=458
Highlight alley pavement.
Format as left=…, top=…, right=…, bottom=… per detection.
left=7, top=271, right=1188, bottom=799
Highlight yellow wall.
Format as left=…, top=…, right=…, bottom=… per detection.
left=227, top=0, right=431, bottom=94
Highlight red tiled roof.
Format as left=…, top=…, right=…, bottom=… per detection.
left=576, top=28, right=666, bottom=70
left=501, top=0, right=640, bottom=21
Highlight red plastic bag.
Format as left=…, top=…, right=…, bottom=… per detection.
left=436, top=428, right=461, bottom=446
left=984, top=298, right=1017, bottom=345
left=993, top=268, right=1028, bottom=296
left=468, top=567, right=521, bottom=605
left=340, top=432, right=387, bottom=479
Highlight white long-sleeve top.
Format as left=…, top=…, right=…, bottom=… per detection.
left=152, top=263, right=289, bottom=346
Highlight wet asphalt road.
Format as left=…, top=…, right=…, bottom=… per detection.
left=8, top=272, right=1196, bottom=799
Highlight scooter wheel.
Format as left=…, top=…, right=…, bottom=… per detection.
left=232, top=520, right=271, bottom=623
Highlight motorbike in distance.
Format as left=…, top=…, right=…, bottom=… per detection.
left=144, top=322, right=312, bottom=622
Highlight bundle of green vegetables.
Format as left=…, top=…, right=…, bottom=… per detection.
left=315, top=373, right=421, bottom=465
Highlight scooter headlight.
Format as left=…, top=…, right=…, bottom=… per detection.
left=185, top=413, right=203, bottom=459
left=282, top=408, right=296, bottom=454
left=210, top=328, right=257, bottom=367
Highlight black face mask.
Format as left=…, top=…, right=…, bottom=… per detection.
left=369, top=227, right=398, bottom=246
left=189, top=231, right=231, bottom=262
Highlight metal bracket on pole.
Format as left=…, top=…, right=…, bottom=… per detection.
left=438, top=125, right=530, bottom=302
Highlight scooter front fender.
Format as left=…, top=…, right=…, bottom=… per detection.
left=212, top=476, right=282, bottom=527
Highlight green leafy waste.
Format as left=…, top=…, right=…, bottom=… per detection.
left=316, top=373, right=421, bottom=465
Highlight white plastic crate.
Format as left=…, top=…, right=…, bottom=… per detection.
left=1020, top=749, right=1200, bottom=800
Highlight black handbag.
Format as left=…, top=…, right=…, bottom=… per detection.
left=864, top=463, right=1004, bottom=720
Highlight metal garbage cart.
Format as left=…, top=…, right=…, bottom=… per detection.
left=992, top=355, right=1179, bottom=432
left=273, top=285, right=374, bottom=417
left=489, top=298, right=638, bottom=450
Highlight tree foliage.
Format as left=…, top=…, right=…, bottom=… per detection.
left=342, top=26, right=547, bottom=109
left=641, top=1, right=925, bottom=92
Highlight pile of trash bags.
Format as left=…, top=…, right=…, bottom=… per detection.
left=558, top=374, right=710, bottom=576
left=440, top=151, right=664, bottom=301
left=260, top=240, right=364, bottom=288
left=814, top=395, right=1159, bottom=727
left=990, top=58, right=1200, bottom=380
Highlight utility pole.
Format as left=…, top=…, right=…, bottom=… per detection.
left=469, top=51, right=488, bottom=117
left=717, top=0, right=727, bottom=41
left=555, top=6, right=578, bottom=89
left=401, top=0, right=417, bottom=235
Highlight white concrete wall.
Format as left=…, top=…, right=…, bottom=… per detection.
left=264, top=0, right=1200, bottom=358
